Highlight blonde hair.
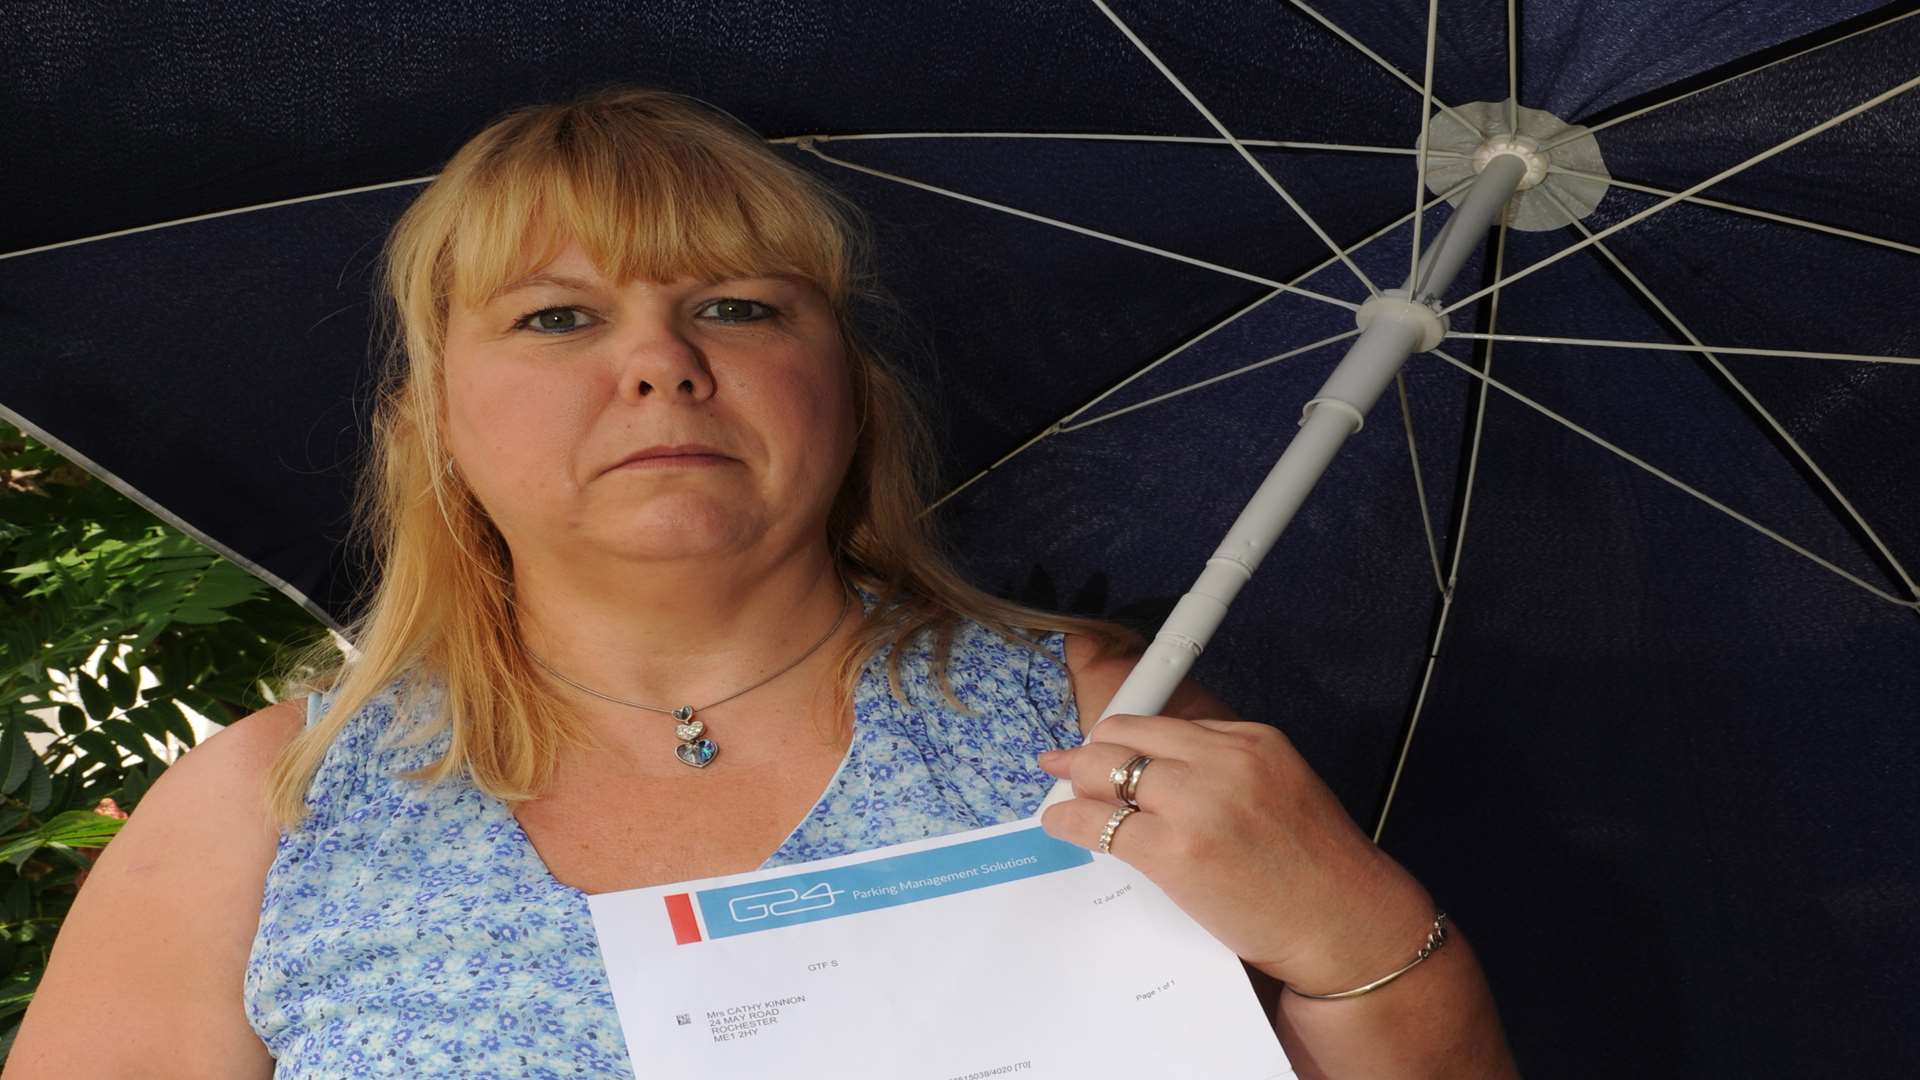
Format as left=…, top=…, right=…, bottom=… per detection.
left=264, top=84, right=1141, bottom=830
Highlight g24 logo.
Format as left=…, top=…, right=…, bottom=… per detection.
left=727, top=881, right=843, bottom=922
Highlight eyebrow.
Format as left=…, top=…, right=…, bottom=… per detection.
left=486, top=272, right=605, bottom=304
left=486, top=270, right=813, bottom=305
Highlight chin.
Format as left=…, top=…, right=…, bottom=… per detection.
left=604, top=500, right=761, bottom=559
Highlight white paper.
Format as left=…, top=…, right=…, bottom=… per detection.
left=587, top=817, right=1294, bottom=1079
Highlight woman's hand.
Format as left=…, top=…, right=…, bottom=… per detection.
left=1035, top=712, right=1437, bottom=996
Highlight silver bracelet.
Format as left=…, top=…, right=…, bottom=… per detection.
left=1286, top=912, right=1451, bottom=1001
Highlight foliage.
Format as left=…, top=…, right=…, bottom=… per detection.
left=0, top=420, right=332, bottom=1061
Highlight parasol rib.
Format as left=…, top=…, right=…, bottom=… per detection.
left=1546, top=167, right=1920, bottom=258
left=1088, top=0, right=1381, bottom=296
left=1286, top=0, right=1491, bottom=140
left=1394, top=372, right=1448, bottom=595
left=926, top=177, right=1479, bottom=514
left=0, top=402, right=345, bottom=635
left=1371, top=220, right=1515, bottom=844
left=0, top=175, right=435, bottom=262
left=1425, top=348, right=1920, bottom=610
left=1538, top=7, right=1920, bottom=153
left=1055, top=329, right=1362, bottom=433
left=925, top=291, right=1291, bottom=513
left=1443, top=333, right=1920, bottom=367
left=1506, top=0, right=1521, bottom=133
left=798, top=141, right=1361, bottom=311
left=1408, top=0, right=1442, bottom=294
left=1446, top=225, right=1514, bottom=602
left=1438, top=71, right=1920, bottom=319
left=772, top=132, right=1427, bottom=156
left=1533, top=181, right=1919, bottom=598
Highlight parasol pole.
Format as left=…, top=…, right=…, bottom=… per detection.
left=1040, top=151, right=1530, bottom=810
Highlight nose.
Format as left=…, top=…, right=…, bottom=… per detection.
left=615, top=319, right=716, bottom=404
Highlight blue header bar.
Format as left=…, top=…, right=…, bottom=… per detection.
left=693, top=825, right=1092, bottom=940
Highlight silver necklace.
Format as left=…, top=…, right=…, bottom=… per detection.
left=524, top=585, right=853, bottom=770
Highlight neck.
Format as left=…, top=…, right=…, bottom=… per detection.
left=511, top=550, right=857, bottom=716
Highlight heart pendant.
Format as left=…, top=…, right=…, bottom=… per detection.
left=674, top=719, right=704, bottom=742
left=674, top=738, right=719, bottom=769
left=671, top=705, right=695, bottom=722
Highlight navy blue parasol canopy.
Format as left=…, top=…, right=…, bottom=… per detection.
left=4, top=2, right=1918, bottom=1073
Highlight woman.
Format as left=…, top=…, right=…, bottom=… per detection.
left=9, top=86, right=1516, bottom=1078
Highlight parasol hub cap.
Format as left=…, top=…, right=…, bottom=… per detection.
left=1473, top=135, right=1548, bottom=190
left=1425, top=101, right=1608, bottom=230
left=1356, top=289, right=1449, bottom=352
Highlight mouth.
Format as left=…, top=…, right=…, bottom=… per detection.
left=615, top=454, right=734, bottom=470
left=610, top=444, right=738, bottom=471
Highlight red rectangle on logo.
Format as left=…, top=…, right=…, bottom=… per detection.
left=664, top=892, right=702, bottom=945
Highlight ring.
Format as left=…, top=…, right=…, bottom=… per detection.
left=1097, top=806, right=1138, bottom=854
left=1109, top=754, right=1152, bottom=807
left=1122, top=755, right=1152, bottom=806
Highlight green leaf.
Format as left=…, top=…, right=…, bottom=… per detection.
left=0, top=809, right=126, bottom=865
left=122, top=704, right=163, bottom=741
left=72, top=729, right=122, bottom=767
left=40, top=809, right=126, bottom=847
left=0, top=985, right=36, bottom=1026
left=119, top=767, right=152, bottom=806
left=24, top=758, right=51, bottom=815
left=74, top=674, right=113, bottom=721
left=178, top=686, right=234, bottom=725
left=97, top=718, right=158, bottom=763
left=0, top=726, right=28, bottom=797
left=102, top=659, right=137, bottom=709
left=168, top=562, right=264, bottom=628
left=160, top=699, right=199, bottom=748
left=37, top=845, right=92, bottom=872
left=54, top=705, right=85, bottom=736
left=142, top=648, right=186, bottom=697
left=43, top=769, right=74, bottom=816
left=186, top=560, right=266, bottom=612
left=184, top=638, right=214, bottom=681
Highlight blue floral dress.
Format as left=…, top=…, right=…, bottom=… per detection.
left=243, top=597, right=1085, bottom=1077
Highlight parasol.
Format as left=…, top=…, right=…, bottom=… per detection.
left=4, top=2, right=1918, bottom=1072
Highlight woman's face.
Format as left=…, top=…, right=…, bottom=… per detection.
left=440, top=238, right=856, bottom=574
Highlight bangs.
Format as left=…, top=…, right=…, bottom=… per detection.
left=441, top=102, right=855, bottom=314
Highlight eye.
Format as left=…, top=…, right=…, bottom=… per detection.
left=696, top=297, right=779, bottom=323
left=510, top=306, right=599, bottom=335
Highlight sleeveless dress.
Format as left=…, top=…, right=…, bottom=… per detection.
left=242, top=598, right=1087, bottom=1077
